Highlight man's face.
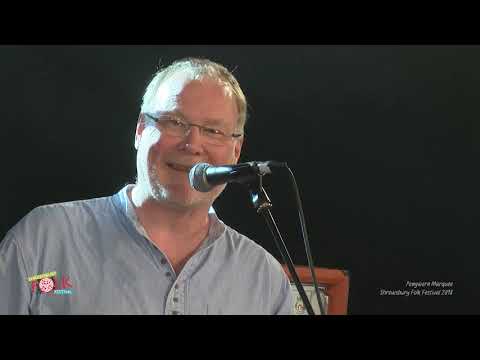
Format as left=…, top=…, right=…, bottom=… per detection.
left=135, top=75, right=243, bottom=209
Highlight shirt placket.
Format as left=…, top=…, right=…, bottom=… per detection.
left=164, top=254, right=203, bottom=315
left=152, top=255, right=180, bottom=315
left=165, top=280, right=185, bottom=315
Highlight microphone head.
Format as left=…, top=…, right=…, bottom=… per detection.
left=188, top=162, right=212, bottom=193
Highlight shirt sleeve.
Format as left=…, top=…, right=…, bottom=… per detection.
left=0, top=231, right=32, bottom=314
left=273, top=271, right=294, bottom=315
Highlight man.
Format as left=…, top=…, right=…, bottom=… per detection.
left=0, top=57, right=293, bottom=314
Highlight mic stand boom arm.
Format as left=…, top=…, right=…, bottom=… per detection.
left=246, top=172, right=315, bottom=315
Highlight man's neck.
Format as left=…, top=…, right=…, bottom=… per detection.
left=128, top=185, right=211, bottom=273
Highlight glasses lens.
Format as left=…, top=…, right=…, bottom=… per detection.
left=200, top=127, right=227, bottom=145
left=158, top=116, right=187, bottom=136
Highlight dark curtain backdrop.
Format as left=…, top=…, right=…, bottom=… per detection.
left=1, top=45, right=478, bottom=314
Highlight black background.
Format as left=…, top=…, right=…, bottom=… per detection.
left=1, top=45, right=478, bottom=314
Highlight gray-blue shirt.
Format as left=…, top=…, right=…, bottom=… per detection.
left=0, top=185, right=293, bottom=314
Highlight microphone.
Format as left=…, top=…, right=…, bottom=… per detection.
left=188, top=161, right=273, bottom=192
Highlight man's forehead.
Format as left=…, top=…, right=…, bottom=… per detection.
left=147, top=71, right=193, bottom=114
left=146, top=73, right=235, bottom=118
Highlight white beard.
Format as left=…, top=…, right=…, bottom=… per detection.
left=148, top=163, right=169, bottom=202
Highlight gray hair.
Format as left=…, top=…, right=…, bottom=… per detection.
left=141, top=57, right=247, bottom=132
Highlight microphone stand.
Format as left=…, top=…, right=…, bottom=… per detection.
left=246, top=171, right=316, bottom=316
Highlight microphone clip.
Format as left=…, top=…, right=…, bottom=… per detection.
left=249, top=161, right=273, bottom=177
left=246, top=170, right=272, bottom=213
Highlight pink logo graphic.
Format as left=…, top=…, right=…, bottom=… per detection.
left=38, top=278, right=55, bottom=293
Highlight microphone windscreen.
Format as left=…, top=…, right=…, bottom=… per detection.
left=188, top=162, right=212, bottom=192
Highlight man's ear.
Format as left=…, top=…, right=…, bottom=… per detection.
left=134, top=114, right=145, bottom=150
left=233, top=136, right=244, bottom=164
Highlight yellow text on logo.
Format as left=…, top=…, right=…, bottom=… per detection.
left=27, top=271, right=57, bottom=282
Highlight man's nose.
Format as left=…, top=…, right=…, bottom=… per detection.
left=179, top=125, right=204, bottom=154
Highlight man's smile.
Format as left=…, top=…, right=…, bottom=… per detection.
left=166, top=162, right=193, bottom=173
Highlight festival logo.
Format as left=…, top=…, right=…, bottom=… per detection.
left=28, top=271, right=73, bottom=295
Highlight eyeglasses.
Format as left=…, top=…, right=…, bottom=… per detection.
left=144, top=113, right=243, bottom=146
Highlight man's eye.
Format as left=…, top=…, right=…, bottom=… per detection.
left=204, top=127, right=222, bottom=135
left=166, top=119, right=184, bottom=127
